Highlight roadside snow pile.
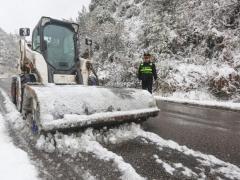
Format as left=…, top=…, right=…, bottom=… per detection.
left=36, top=123, right=240, bottom=179
left=163, top=89, right=217, bottom=101
left=36, top=130, right=145, bottom=180
left=155, top=96, right=240, bottom=111
left=0, top=89, right=25, bottom=131
left=0, top=113, right=38, bottom=180
left=100, top=123, right=240, bottom=179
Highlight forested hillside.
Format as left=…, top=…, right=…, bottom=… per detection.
left=1, top=0, right=240, bottom=100
left=77, top=0, right=240, bottom=101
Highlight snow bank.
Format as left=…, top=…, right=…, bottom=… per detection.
left=0, top=113, right=38, bottom=180
left=155, top=96, right=240, bottom=111
left=0, top=89, right=25, bottom=131
left=159, top=89, right=217, bottom=101
left=37, top=123, right=240, bottom=179
left=36, top=130, right=146, bottom=180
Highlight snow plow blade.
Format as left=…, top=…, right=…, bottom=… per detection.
left=22, top=84, right=159, bottom=132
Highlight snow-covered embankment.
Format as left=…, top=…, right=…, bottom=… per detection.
left=155, top=96, right=240, bottom=111
left=0, top=113, right=38, bottom=180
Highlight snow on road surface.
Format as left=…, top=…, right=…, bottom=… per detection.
left=92, top=124, right=240, bottom=179
left=156, top=96, right=240, bottom=111
left=1, top=87, right=240, bottom=179
left=1, top=88, right=145, bottom=180
left=36, top=132, right=145, bottom=180
left=0, top=113, right=39, bottom=180
left=36, top=124, right=240, bottom=179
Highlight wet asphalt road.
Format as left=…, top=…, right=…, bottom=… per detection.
left=145, top=100, right=240, bottom=166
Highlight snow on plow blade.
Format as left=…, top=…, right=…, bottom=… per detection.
left=23, top=84, right=159, bottom=132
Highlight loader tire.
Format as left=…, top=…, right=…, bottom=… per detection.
left=11, top=76, right=22, bottom=112
left=11, top=77, right=17, bottom=105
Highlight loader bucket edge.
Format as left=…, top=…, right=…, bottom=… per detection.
left=23, top=84, right=160, bottom=132
left=41, top=107, right=160, bottom=132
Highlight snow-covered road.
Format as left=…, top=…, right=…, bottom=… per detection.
left=148, top=97, right=240, bottom=166
left=0, top=113, right=38, bottom=180
left=0, top=78, right=240, bottom=179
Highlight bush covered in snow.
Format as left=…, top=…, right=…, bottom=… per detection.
left=209, top=66, right=240, bottom=99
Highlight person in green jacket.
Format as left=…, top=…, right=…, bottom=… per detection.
left=137, top=52, right=157, bottom=93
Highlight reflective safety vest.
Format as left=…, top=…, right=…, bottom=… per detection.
left=140, top=63, right=153, bottom=74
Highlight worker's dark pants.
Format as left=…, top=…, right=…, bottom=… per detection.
left=142, top=79, right=153, bottom=94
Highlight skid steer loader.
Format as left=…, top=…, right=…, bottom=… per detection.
left=11, top=16, right=159, bottom=133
